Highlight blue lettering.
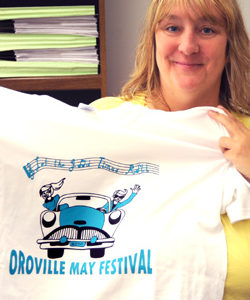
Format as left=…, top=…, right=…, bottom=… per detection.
left=54, top=159, right=64, bottom=168
left=26, top=256, right=34, bottom=275
left=147, top=250, right=153, bottom=274
left=126, top=164, right=135, bottom=175
left=126, top=164, right=149, bottom=175
left=54, top=260, right=59, bottom=275
left=98, top=157, right=105, bottom=169
left=99, top=261, right=105, bottom=275
left=58, top=160, right=65, bottom=168
left=9, top=250, right=17, bottom=275
left=111, top=259, right=116, bottom=275
left=8, top=249, right=152, bottom=276
left=129, top=253, right=137, bottom=274
left=135, top=165, right=142, bottom=174
left=34, top=157, right=48, bottom=171
left=41, top=158, right=48, bottom=168
left=18, top=251, right=25, bottom=274
left=24, top=156, right=156, bottom=179
left=60, top=261, right=66, bottom=275
left=70, top=261, right=94, bottom=275
left=98, top=157, right=119, bottom=173
left=80, top=263, right=88, bottom=275
left=78, top=159, right=87, bottom=169
left=105, top=260, right=111, bottom=274
left=9, top=251, right=66, bottom=275
left=34, top=258, right=43, bottom=274
left=69, top=159, right=75, bottom=172
left=117, top=257, right=123, bottom=274
left=48, top=260, right=53, bottom=274
left=23, top=163, right=35, bottom=179
left=35, top=157, right=40, bottom=171
left=138, top=250, right=147, bottom=274
left=43, top=258, right=47, bottom=274
left=124, top=256, right=128, bottom=274
left=89, top=262, right=96, bottom=275
left=70, top=262, right=79, bottom=275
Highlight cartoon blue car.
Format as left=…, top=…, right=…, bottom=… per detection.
left=37, top=193, right=125, bottom=259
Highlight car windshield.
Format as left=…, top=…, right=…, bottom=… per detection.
left=58, top=193, right=110, bottom=210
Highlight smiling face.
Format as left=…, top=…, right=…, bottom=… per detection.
left=154, top=4, right=228, bottom=110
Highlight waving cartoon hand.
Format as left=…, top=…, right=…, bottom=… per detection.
left=131, top=184, right=141, bottom=194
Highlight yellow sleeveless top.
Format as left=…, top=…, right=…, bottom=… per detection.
left=90, top=95, right=250, bottom=300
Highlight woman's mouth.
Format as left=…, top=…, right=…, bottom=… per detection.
left=173, top=61, right=203, bottom=70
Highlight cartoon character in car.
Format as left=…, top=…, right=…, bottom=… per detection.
left=39, top=178, right=65, bottom=211
left=37, top=180, right=141, bottom=259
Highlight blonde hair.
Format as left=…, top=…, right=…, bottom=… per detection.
left=121, top=0, right=250, bottom=114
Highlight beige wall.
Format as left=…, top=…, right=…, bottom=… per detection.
left=238, top=0, right=250, bottom=35
left=105, top=0, right=150, bottom=96
left=105, top=0, right=250, bottom=97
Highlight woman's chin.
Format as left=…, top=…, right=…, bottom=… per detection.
left=176, top=80, right=203, bottom=92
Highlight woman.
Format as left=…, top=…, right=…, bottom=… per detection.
left=91, top=0, right=250, bottom=298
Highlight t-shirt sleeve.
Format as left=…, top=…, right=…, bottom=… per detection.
left=222, top=167, right=250, bottom=223
left=90, top=97, right=125, bottom=110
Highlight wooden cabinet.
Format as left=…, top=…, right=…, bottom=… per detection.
left=0, top=0, right=106, bottom=104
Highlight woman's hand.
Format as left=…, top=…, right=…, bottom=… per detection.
left=208, top=106, right=250, bottom=181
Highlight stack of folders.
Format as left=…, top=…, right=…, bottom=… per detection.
left=0, top=6, right=99, bottom=77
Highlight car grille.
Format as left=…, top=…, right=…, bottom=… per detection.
left=44, top=226, right=110, bottom=240
left=80, top=228, right=108, bottom=240
left=47, top=227, right=78, bottom=240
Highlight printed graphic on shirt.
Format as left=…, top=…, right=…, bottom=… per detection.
left=9, top=248, right=153, bottom=276
left=7, top=156, right=158, bottom=275
left=23, top=156, right=159, bottom=180
left=37, top=178, right=141, bottom=259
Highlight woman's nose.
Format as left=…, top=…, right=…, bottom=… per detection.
left=178, top=30, right=199, bottom=55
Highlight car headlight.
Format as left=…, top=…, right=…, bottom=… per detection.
left=42, top=211, right=56, bottom=228
left=109, top=210, right=121, bottom=225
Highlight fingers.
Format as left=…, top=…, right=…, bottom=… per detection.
left=208, top=106, right=250, bottom=180
left=216, top=105, right=233, bottom=116
left=208, top=107, right=244, bottom=137
left=219, top=135, right=242, bottom=169
left=218, top=136, right=232, bottom=153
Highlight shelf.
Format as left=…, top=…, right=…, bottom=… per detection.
left=0, top=0, right=106, bottom=98
left=0, top=74, right=104, bottom=91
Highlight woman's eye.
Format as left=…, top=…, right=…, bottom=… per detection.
left=201, top=27, right=215, bottom=34
left=166, top=26, right=179, bottom=32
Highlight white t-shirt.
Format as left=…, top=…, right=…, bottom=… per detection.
left=0, top=87, right=249, bottom=300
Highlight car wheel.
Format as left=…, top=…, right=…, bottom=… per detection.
left=90, top=248, right=105, bottom=258
left=48, top=248, right=64, bottom=259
